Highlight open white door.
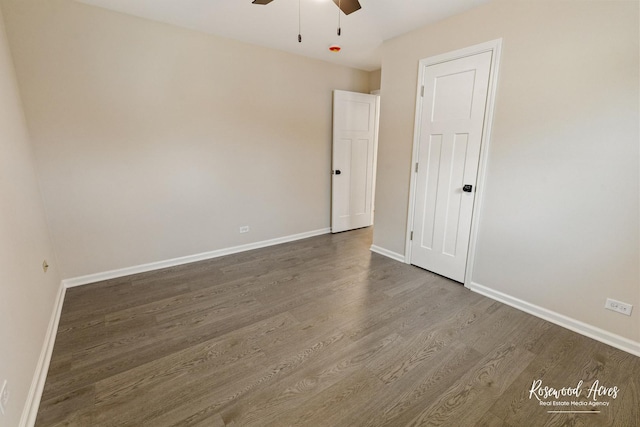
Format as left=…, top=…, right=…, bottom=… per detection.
left=409, top=50, right=493, bottom=283
left=331, top=90, right=378, bottom=233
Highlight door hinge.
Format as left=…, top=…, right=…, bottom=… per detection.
left=415, top=162, right=419, bottom=173
left=410, top=231, right=414, bottom=240
left=420, top=85, right=424, bottom=97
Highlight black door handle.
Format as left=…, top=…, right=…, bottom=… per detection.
left=334, top=170, right=341, bottom=175
left=462, top=185, right=473, bottom=193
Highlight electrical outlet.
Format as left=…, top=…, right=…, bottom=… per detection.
left=0, top=380, right=8, bottom=415
left=239, top=226, right=250, bottom=234
left=605, top=298, right=633, bottom=316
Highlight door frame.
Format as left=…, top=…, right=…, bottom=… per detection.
left=404, top=39, right=502, bottom=288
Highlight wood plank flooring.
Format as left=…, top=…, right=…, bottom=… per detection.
left=36, top=228, right=640, bottom=426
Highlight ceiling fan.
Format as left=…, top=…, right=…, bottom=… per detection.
left=251, top=0, right=362, bottom=15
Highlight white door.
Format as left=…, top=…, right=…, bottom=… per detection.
left=331, top=90, right=378, bottom=233
left=410, top=51, right=492, bottom=282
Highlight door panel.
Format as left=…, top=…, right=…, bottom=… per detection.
left=410, top=51, right=492, bottom=282
left=432, top=70, right=476, bottom=121
left=332, top=90, right=378, bottom=233
left=442, top=133, right=469, bottom=257
left=350, top=138, right=370, bottom=215
left=418, top=134, right=443, bottom=250
left=334, top=138, right=351, bottom=219
left=337, top=101, right=372, bottom=131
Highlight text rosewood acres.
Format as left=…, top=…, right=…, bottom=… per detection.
left=528, top=379, right=619, bottom=407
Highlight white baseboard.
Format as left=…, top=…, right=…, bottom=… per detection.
left=370, top=245, right=406, bottom=263
left=468, top=281, right=640, bottom=357
left=20, top=282, right=66, bottom=427
left=62, top=228, right=331, bottom=288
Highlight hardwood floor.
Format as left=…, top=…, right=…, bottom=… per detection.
left=36, top=228, right=639, bottom=426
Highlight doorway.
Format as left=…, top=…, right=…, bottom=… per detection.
left=331, top=90, right=380, bottom=233
left=406, top=40, right=502, bottom=284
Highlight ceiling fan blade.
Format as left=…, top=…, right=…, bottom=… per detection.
left=332, top=0, right=361, bottom=15
left=252, top=0, right=274, bottom=5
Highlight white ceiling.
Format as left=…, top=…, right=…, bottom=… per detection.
left=76, top=0, right=490, bottom=71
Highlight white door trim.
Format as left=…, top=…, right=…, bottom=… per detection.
left=371, top=94, right=380, bottom=223
left=404, top=39, right=502, bottom=289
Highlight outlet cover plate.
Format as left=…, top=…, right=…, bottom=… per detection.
left=605, top=298, right=633, bottom=316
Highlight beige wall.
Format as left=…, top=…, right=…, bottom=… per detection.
left=0, top=4, right=61, bottom=425
left=0, top=0, right=370, bottom=279
left=374, top=0, right=639, bottom=342
left=369, top=69, right=381, bottom=92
